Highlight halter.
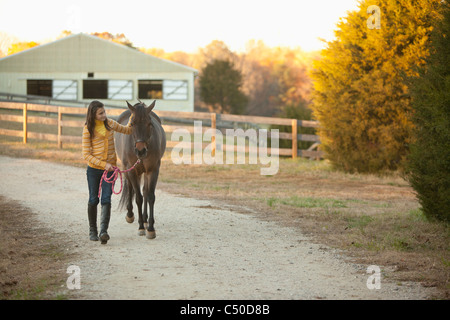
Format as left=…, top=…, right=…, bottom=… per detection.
left=98, top=159, right=141, bottom=199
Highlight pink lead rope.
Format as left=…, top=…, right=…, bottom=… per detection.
left=98, top=159, right=141, bottom=199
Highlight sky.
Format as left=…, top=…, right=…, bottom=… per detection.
left=0, top=0, right=361, bottom=53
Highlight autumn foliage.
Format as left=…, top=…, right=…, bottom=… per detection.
left=7, top=41, right=39, bottom=55
left=141, top=40, right=315, bottom=117
left=2, top=32, right=314, bottom=119
left=310, top=0, right=442, bottom=173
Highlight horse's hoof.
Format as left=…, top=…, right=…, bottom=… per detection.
left=126, top=215, right=134, bottom=223
left=138, top=229, right=145, bottom=236
left=146, top=230, right=156, bottom=239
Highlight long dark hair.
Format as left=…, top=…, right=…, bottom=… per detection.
left=85, top=100, right=111, bottom=139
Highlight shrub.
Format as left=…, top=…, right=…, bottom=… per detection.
left=310, top=0, right=441, bottom=173
left=407, top=2, right=450, bottom=223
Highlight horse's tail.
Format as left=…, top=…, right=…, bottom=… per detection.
left=118, top=175, right=134, bottom=211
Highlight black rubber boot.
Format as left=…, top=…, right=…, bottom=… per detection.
left=88, top=203, right=99, bottom=241
left=99, top=204, right=111, bottom=244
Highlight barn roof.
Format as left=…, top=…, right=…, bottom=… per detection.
left=0, top=33, right=198, bottom=74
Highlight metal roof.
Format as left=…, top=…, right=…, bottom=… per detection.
left=0, top=33, right=198, bottom=74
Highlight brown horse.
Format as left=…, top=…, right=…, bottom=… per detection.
left=115, top=100, right=166, bottom=239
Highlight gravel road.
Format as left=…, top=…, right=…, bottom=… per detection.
left=0, top=156, right=435, bottom=299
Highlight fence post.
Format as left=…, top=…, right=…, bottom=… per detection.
left=291, top=119, right=298, bottom=159
left=211, top=113, right=216, bottom=156
left=58, top=107, right=62, bottom=149
left=23, top=103, right=27, bottom=144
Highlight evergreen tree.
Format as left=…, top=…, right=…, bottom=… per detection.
left=311, top=0, right=441, bottom=173
left=407, top=2, right=449, bottom=223
left=272, top=100, right=316, bottom=150
left=199, top=59, right=248, bottom=114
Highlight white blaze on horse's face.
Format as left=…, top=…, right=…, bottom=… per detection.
left=127, top=100, right=156, bottom=159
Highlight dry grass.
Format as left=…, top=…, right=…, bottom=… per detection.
left=0, top=136, right=449, bottom=299
left=0, top=195, right=75, bottom=299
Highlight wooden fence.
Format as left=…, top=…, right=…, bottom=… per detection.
left=0, top=101, right=322, bottom=159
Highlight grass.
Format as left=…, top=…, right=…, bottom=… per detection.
left=8, top=279, right=67, bottom=300
left=267, top=196, right=348, bottom=208
left=0, top=194, right=74, bottom=300
left=0, top=135, right=449, bottom=299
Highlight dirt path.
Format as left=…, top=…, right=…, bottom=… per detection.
left=0, top=156, right=435, bottom=299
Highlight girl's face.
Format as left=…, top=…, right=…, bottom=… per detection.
left=95, top=107, right=107, bottom=122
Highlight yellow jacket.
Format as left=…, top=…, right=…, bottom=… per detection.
left=82, top=118, right=132, bottom=170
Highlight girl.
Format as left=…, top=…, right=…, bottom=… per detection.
left=82, top=100, right=133, bottom=244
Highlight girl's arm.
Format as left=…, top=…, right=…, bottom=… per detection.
left=82, top=126, right=107, bottom=169
left=107, top=116, right=133, bottom=135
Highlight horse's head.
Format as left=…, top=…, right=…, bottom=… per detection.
left=126, top=100, right=156, bottom=159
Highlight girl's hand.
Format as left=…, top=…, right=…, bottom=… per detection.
left=105, top=163, right=114, bottom=172
left=127, top=113, right=135, bottom=128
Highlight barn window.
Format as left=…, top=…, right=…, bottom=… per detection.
left=108, top=80, right=132, bottom=100
left=53, top=80, right=77, bottom=100
left=138, top=80, right=163, bottom=99
left=83, top=80, right=108, bottom=99
left=138, top=80, right=188, bottom=100
left=163, top=80, right=188, bottom=100
left=27, top=80, right=52, bottom=97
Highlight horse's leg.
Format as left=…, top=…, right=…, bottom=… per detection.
left=135, top=190, right=145, bottom=236
left=125, top=176, right=134, bottom=223
left=129, top=172, right=144, bottom=236
left=142, top=173, right=150, bottom=231
left=146, top=167, right=159, bottom=239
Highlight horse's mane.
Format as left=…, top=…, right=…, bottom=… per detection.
left=134, top=103, right=161, bottom=124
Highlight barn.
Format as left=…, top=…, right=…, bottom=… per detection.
left=0, top=33, right=198, bottom=112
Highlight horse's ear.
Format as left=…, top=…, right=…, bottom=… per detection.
left=126, top=101, right=135, bottom=112
left=146, top=100, right=156, bottom=113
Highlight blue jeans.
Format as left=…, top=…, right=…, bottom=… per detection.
left=86, top=166, right=113, bottom=206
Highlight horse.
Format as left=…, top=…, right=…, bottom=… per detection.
left=115, top=100, right=166, bottom=239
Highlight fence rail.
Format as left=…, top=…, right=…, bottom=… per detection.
left=0, top=101, right=323, bottom=159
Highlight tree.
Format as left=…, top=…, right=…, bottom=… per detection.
left=197, top=40, right=238, bottom=70
left=273, top=99, right=316, bottom=150
left=91, top=32, right=135, bottom=48
left=239, top=40, right=280, bottom=116
left=407, top=2, right=449, bottom=223
left=7, top=41, right=39, bottom=55
left=199, top=59, right=248, bottom=114
left=310, top=0, right=442, bottom=173
left=59, top=30, right=73, bottom=38
left=240, top=40, right=314, bottom=116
